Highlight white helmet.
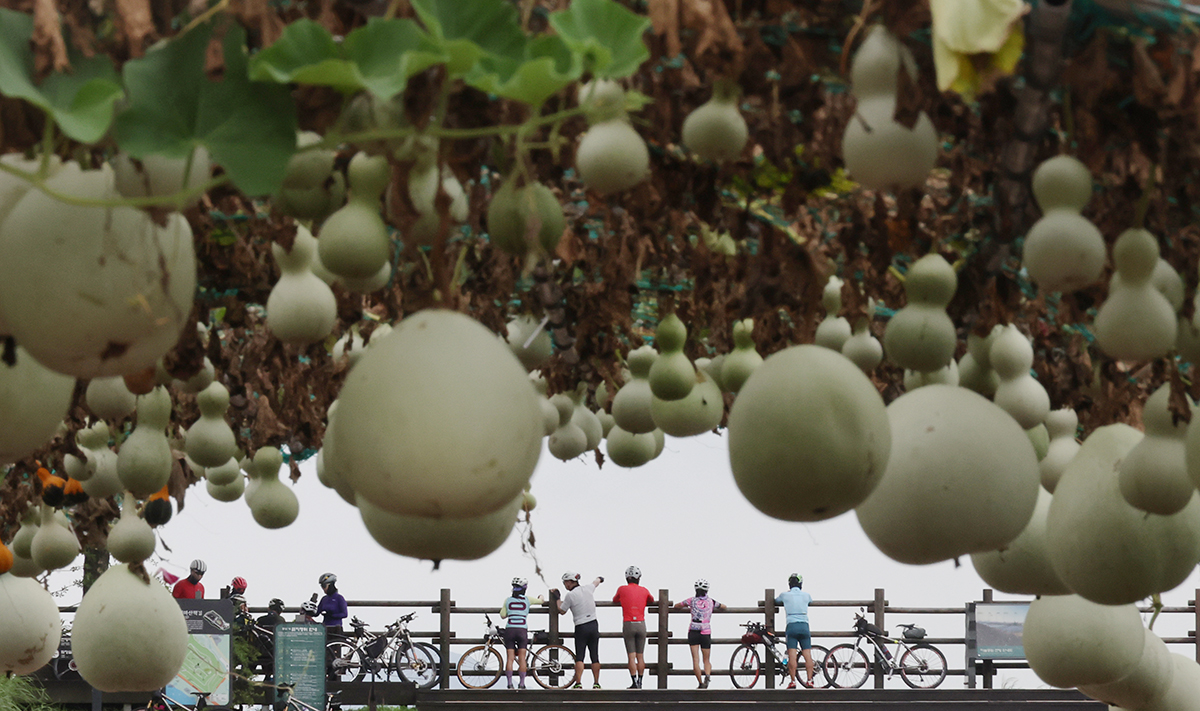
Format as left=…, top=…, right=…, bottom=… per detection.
left=300, top=600, right=318, bottom=615
left=512, top=577, right=528, bottom=588
left=190, top=559, right=207, bottom=574
left=694, top=578, right=709, bottom=592
left=562, top=571, right=581, bottom=583
left=625, top=566, right=641, bottom=580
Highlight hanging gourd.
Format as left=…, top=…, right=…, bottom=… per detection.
left=272, top=131, right=345, bottom=221
left=317, top=152, right=391, bottom=280
left=72, top=562, right=189, bottom=692
left=649, top=314, right=695, bottom=401
left=506, top=315, right=553, bottom=372
left=1027, top=423, right=1050, bottom=461
left=407, top=160, right=469, bottom=246
left=1046, top=424, right=1200, bottom=605
left=576, top=97, right=650, bottom=195
left=245, top=447, right=299, bottom=529
left=1041, top=408, right=1080, bottom=493
left=1022, top=594, right=1145, bottom=689
left=79, top=424, right=122, bottom=499
left=487, top=179, right=565, bottom=257
left=86, top=376, right=138, bottom=421
left=1094, top=228, right=1177, bottom=361
left=989, top=325, right=1050, bottom=430
left=357, top=492, right=522, bottom=563
left=267, top=225, right=337, bottom=345
left=650, top=369, right=723, bottom=437
left=172, top=355, right=214, bottom=394
left=841, top=301, right=883, bottom=374
left=529, top=374, right=559, bottom=437
left=1127, top=654, right=1200, bottom=710
left=0, top=161, right=196, bottom=379
left=841, top=25, right=938, bottom=191
left=1022, top=155, right=1106, bottom=293
left=108, top=492, right=157, bottom=564
left=315, top=400, right=356, bottom=507
left=204, top=457, right=240, bottom=487
left=883, top=254, right=958, bottom=373
left=185, top=382, right=237, bottom=468
left=117, top=386, right=174, bottom=497
left=1152, top=258, right=1185, bottom=311
left=329, top=310, right=542, bottom=519
left=0, top=572, right=62, bottom=675
left=0, top=344, right=75, bottom=465
left=855, top=385, right=1039, bottom=564
left=30, top=504, right=80, bottom=571
left=813, top=276, right=852, bottom=352
left=729, top=345, right=891, bottom=522
left=1120, top=385, right=1194, bottom=515
left=343, top=262, right=392, bottom=294
left=612, top=346, right=658, bottom=434
left=605, top=425, right=659, bottom=468
left=548, top=394, right=588, bottom=461
left=721, top=319, right=763, bottom=393
left=957, top=326, right=1002, bottom=398
left=206, top=466, right=245, bottom=503
left=568, top=384, right=603, bottom=451
left=902, top=360, right=958, bottom=391
left=969, top=487, right=1070, bottom=595
left=1078, top=627, right=1175, bottom=710
left=681, top=80, right=748, bottom=163
left=112, top=148, right=211, bottom=207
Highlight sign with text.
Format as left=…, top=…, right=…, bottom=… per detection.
left=975, top=602, right=1030, bottom=659
left=274, top=623, right=326, bottom=709
left=168, top=599, right=233, bottom=706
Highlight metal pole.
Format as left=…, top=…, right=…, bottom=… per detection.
left=982, top=589, right=994, bottom=689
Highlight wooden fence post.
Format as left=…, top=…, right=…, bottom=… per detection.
left=1195, top=589, right=1199, bottom=664
left=982, top=588, right=994, bottom=689
left=764, top=588, right=775, bottom=689
left=549, top=592, right=560, bottom=645
left=874, top=588, right=886, bottom=689
left=439, top=588, right=452, bottom=690
left=657, top=589, right=670, bottom=689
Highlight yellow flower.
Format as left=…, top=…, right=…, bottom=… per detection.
left=930, top=0, right=1028, bottom=96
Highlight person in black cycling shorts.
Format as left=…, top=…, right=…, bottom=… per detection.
left=500, top=576, right=546, bottom=689
left=552, top=571, right=604, bottom=689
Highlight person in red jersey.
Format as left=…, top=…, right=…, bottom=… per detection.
left=172, top=559, right=206, bottom=599
left=613, top=565, right=655, bottom=689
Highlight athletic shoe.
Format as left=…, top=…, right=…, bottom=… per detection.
left=506, top=683, right=514, bottom=690
left=802, top=679, right=814, bottom=688
left=572, top=682, right=582, bottom=689
left=787, top=681, right=797, bottom=689
left=700, top=679, right=709, bottom=689
left=628, top=682, right=638, bottom=689
left=593, top=683, right=602, bottom=689
left=636, top=678, right=643, bottom=689
left=518, top=684, right=526, bottom=690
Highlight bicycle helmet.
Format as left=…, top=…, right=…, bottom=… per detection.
left=694, top=578, right=709, bottom=592
left=300, top=600, right=319, bottom=616
left=788, top=573, right=803, bottom=586
left=231, top=576, right=247, bottom=593
left=229, top=594, right=247, bottom=608
left=624, top=565, right=641, bottom=580
left=318, top=572, right=337, bottom=586
left=561, top=571, right=581, bottom=583
left=189, top=559, right=207, bottom=574
left=269, top=598, right=285, bottom=613
left=511, top=576, right=528, bottom=589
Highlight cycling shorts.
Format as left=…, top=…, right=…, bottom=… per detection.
left=623, top=621, right=647, bottom=654
left=786, top=621, right=811, bottom=650
left=687, top=629, right=712, bottom=649
left=574, top=619, right=600, bottom=662
left=503, top=627, right=529, bottom=650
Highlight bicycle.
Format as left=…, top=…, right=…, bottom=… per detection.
left=131, top=689, right=211, bottom=711
left=455, top=613, right=578, bottom=689
left=51, top=623, right=79, bottom=680
left=729, top=621, right=832, bottom=689
left=274, top=682, right=340, bottom=711
left=338, top=613, right=441, bottom=688
left=823, top=609, right=947, bottom=689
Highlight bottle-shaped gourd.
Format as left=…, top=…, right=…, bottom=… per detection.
left=506, top=315, right=553, bottom=372
left=204, top=457, right=241, bottom=487
left=548, top=394, right=588, bottom=461
left=814, top=276, right=852, bottom=352
left=317, top=152, right=391, bottom=280
left=699, top=356, right=726, bottom=392
left=605, top=424, right=659, bottom=468
left=841, top=25, right=938, bottom=191
left=612, top=346, right=659, bottom=434
left=722, top=319, right=763, bottom=393
left=408, top=163, right=469, bottom=246
left=681, top=80, right=748, bottom=163
left=651, top=369, right=724, bottom=437
left=117, top=386, right=174, bottom=497
left=1041, top=408, right=1080, bottom=493
left=315, top=400, right=356, bottom=507
left=206, top=464, right=246, bottom=503
left=569, top=383, right=603, bottom=451
left=958, top=326, right=1002, bottom=398
left=1095, top=229, right=1177, bottom=361
left=990, top=325, right=1050, bottom=430
left=1120, top=385, right=1193, bottom=515
left=11, top=507, right=38, bottom=560
left=31, top=504, right=79, bottom=571
left=1022, top=156, right=1105, bottom=293
left=576, top=105, right=650, bottom=195
left=883, top=254, right=957, bottom=373
left=173, top=354, right=214, bottom=394
left=245, top=447, right=298, bottom=529
left=108, top=491, right=156, bottom=563
left=530, top=374, right=559, bottom=437
left=273, top=131, right=345, bottom=221
left=487, top=178, right=566, bottom=257
left=267, top=225, right=337, bottom=345
left=841, top=298, right=883, bottom=374
left=85, top=376, right=137, bottom=421
left=649, top=315, right=695, bottom=401
left=185, top=382, right=237, bottom=468
left=0, top=344, right=75, bottom=466
left=903, top=360, right=959, bottom=391
left=79, top=424, right=121, bottom=499
left=342, top=261, right=392, bottom=294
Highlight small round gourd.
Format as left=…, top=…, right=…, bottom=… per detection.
left=990, top=325, right=1050, bottom=430
left=681, top=82, right=748, bottom=163
left=548, top=394, right=588, bottom=461
left=612, top=347, right=658, bottom=434
left=358, top=492, right=521, bottom=562
left=272, top=131, right=344, bottom=221
left=0, top=573, right=62, bottom=674
left=529, top=375, right=559, bottom=437
left=0, top=344, right=75, bottom=465
left=108, top=492, right=157, bottom=563
left=722, top=319, right=763, bottom=392
left=86, top=376, right=137, bottom=421
left=506, top=315, right=553, bottom=372
left=1095, top=229, right=1177, bottom=361
left=204, top=457, right=240, bottom=487
left=267, top=225, right=338, bottom=344
left=957, top=327, right=1002, bottom=397
left=206, top=469, right=245, bottom=502
left=1120, top=385, right=1193, bottom=515
left=117, top=386, right=174, bottom=497
left=1041, top=408, right=1080, bottom=493
left=487, top=180, right=565, bottom=256
left=729, top=345, right=890, bottom=522
left=969, top=486, right=1070, bottom=595
left=72, top=562, right=189, bottom=692
left=883, top=254, right=958, bottom=373
left=317, top=153, right=391, bottom=279
left=1022, top=156, right=1106, bottom=293
left=650, top=370, right=723, bottom=437
left=406, top=165, right=469, bottom=246
left=842, top=306, right=883, bottom=375
left=185, top=382, right=237, bottom=468
left=605, top=425, right=658, bottom=468
left=576, top=119, right=650, bottom=195
left=1022, top=594, right=1145, bottom=688
left=855, top=385, right=1039, bottom=564
left=649, top=314, right=695, bottom=401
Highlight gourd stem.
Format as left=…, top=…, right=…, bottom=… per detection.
left=1133, top=164, right=1157, bottom=229
left=38, top=117, right=56, bottom=180
left=1061, top=90, right=1075, bottom=154
left=180, top=0, right=231, bottom=35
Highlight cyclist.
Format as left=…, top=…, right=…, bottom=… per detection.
left=552, top=570, right=604, bottom=689
left=317, top=573, right=348, bottom=634
left=230, top=576, right=248, bottom=597
left=171, top=559, right=206, bottom=599
left=612, top=565, right=654, bottom=689
left=674, top=578, right=726, bottom=689
left=500, top=576, right=546, bottom=690
left=294, top=597, right=319, bottom=623
left=775, top=573, right=815, bottom=689
left=257, top=598, right=286, bottom=629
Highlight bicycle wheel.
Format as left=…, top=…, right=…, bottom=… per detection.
left=325, top=640, right=365, bottom=683
left=530, top=644, right=577, bottom=689
left=899, top=643, right=947, bottom=689
left=456, top=645, right=503, bottom=689
left=394, top=641, right=440, bottom=689
left=808, top=644, right=832, bottom=689
left=824, top=644, right=870, bottom=689
left=729, top=644, right=760, bottom=689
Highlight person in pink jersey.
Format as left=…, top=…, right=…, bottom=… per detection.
left=612, top=565, right=655, bottom=688
left=674, top=578, right=726, bottom=689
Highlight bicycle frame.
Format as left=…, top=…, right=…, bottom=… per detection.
left=851, top=632, right=912, bottom=676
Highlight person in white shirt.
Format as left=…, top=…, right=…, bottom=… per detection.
left=552, top=570, right=604, bottom=689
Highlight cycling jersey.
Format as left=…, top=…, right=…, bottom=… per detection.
left=560, top=582, right=598, bottom=625
left=172, top=578, right=204, bottom=600
left=613, top=584, right=654, bottom=622
left=681, top=595, right=721, bottom=634
left=500, top=594, right=544, bottom=629
left=775, top=587, right=812, bottom=624
left=317, top=592, right=347, bottom=628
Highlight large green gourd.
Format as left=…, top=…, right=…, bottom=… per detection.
left=117, top=386, right=174, bottom=497
left=648, top=314, right=695, bottom=401
left=317, top=153, right=390, bottom=279
left=882, top=254, right=957, bottom=373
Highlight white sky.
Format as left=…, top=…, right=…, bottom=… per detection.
left=50, top=431, right=1200, bottom=690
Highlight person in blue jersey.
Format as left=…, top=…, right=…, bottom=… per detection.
left=500, top=576, right=546, bottom=689
left=775, top=573, right=815, bottom=688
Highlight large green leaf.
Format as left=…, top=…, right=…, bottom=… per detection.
left=549, top=0, right=651, bottom=79
left=248, top=18, right=445, bottom=99
left=0, top=8, right=122, bottom=143
left=467, top=35, right=581, bottom=107
left=114, top=23, right=297, bottom=196
left=410, top=0, right=527, bottom=76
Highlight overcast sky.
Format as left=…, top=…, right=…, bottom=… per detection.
left=49, top=431, right=1200, bottom=690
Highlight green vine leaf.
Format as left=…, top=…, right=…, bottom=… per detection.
left=410, top=0, right=527, bottom=77
left=0, top=8, right=122, bottom=143
left=466, top=35, right=581, bottom=107
left=248, top=18, right=445, bottom=100
left=114, top=23, right=297, bottom=196
left=549, top=0, right=651, bottom=79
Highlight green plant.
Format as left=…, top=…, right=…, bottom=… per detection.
left=0, top=674, right=67, bottom=711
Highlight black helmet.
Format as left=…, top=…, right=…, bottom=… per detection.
left=269, top=598, right=285, bottom=613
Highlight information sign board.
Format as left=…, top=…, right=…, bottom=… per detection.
left=975, top=602, right=1030, bottom=659
left=168, top=600, right=233, bottom=706
left=274, top=623, right=326, bottom=709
